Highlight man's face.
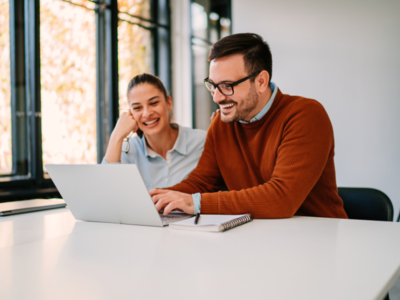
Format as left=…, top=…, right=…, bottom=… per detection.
left=209, top=54, right=259, bottom=123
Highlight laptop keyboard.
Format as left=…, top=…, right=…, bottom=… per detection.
left=160, top=213, right=186, bottom=221
left=159, top=212, right=191, bottom=223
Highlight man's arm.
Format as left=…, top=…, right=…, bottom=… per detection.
left=167, top=120, right=225, bottom=194
left=152, top=101, right=336, bottom=218
left=149, top=117, right=225, bottom=215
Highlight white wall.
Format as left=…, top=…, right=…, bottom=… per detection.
left=233, top=0, right=400, bottom=218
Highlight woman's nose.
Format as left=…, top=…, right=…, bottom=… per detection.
left=142, top=106, right=153, bottom=118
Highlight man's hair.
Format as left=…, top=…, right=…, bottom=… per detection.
left=208, top=33, right=272, bottom=84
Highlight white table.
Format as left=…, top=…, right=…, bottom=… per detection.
left=1, top=208, right=400, bottom=300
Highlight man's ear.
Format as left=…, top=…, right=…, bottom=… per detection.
left=256, top=70, right=270, bottom=93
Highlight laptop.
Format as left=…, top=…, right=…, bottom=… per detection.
left=45, top=164, right=193, bottom=227
left=0, top=199, right=66, bottom=216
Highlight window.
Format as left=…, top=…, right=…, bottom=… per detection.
left=117, top=0, right=152, bottom=112
left=0, top=0, right=170, bottom=201
left=40, top=0, right=97, bottom=169
left=190, top=0, right=231, bottom=130
left=0, top=0, right=12, bottom=175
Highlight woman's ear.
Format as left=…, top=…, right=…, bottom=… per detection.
left=166, top=96, right=173, bottom=111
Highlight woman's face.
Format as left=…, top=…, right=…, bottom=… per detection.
left=128, top=83, right=172, bottom=136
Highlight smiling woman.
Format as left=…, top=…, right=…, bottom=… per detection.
left=102, top=73, right=207, bottom=191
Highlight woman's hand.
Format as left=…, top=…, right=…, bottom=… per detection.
left=104, top=112, right=138, bottom=163
left=111, top=111, right=139, bottom=141
left=210, top=109, right=220, bottom=121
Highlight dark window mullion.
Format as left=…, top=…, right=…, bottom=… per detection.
left=156, top=0, right=171, bottom=92
left=150, top=0, right=158, bottom=77
left=10, top=0, right=27, bottom=177
left=105, top=0, right=119, bottom=138
left=95, top=2, right=107, bottom=162
left=95, top=0, right=120, bottom=163
left=25, top=0, right=43, bottom=183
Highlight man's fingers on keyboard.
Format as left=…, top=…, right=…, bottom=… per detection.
left=149, top=188, right=169, bottom=197
left=152, top=192, right=163, bottom=203
left=163, top=201, right=182, bottom=215
left=155, top=196, right=173, bottom=211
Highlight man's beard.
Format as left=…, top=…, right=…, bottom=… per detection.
left=220, top=84, right=259, bottom=123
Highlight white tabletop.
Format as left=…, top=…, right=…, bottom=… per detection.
left=1, top=208, right=400, bottom=300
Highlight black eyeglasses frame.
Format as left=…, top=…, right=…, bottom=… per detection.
left=203, top=71, right=261, bottom=96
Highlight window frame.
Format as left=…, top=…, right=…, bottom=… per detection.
left=0, top=0, right=171, bottom=201
left=190, top=0, right=232, bottom=129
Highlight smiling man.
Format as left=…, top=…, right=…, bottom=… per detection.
left=150, top=33, right=348, bottom=219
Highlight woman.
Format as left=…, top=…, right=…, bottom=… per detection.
left=102, top=73, right=206, bottom=190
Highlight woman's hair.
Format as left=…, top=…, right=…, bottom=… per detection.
left=127, top=73, right=168, bottom=100
left=126, top=73, right=171, bottom=138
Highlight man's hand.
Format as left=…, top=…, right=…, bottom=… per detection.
left=149, top=189, right=194, bottom=215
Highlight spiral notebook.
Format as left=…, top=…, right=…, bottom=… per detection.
left=169, top=214, right=253, bottom=232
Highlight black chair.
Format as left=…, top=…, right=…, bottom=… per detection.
left=338, top=187, right=393, bottom=300
left=338, top=187, right=393, bottom=222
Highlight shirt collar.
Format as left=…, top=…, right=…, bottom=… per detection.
left=239, top=82, right=278, bottom=124
left=144, top=124, right=186, bottom=158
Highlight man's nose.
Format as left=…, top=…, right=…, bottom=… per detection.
left=212, top=88, right=226, bottom=103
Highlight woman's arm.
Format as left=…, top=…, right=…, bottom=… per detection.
left=104, top=112, right=138, bottom=163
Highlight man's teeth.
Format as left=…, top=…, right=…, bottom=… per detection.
left=144, top=119, right=159, bottom=125
left=220, top=103, right=234, bottom=109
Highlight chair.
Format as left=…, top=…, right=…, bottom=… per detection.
left=338, top=187, right=393, bottom=222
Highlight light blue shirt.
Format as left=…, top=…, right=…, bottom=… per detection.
left=192, top=82, right=278, bottom=214
left=102, top=124, right=206, bottom=190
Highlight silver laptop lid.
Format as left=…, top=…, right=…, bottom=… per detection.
left=0, top=199, right=66, bottom=216
left=45, top=164, right=164, bottom=227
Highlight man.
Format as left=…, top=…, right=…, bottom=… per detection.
left=150, top=33, right=348, bottom=219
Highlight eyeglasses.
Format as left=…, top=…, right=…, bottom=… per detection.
left=204, top=71, right=261, bottom=96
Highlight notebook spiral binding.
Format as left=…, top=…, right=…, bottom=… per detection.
left=221, top=214, right=254, bottom=231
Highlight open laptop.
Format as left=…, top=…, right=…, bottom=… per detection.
left=0, top=199, right=66, bottom=216
left=45, top=164, right=193, bottom=227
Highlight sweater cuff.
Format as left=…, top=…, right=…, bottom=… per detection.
left=192, top=193, right=201, bottom=214
left=199, top=193, right=219, bottom=214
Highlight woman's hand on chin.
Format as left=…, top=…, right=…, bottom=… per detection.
left=112, top=111, right=139, bottom=141
left=150, top=189, right=194, bottom=215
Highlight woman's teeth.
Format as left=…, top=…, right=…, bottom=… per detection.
left=220, top=103, right=234, bottom=109
left=144, top=119, right=159, bottom=125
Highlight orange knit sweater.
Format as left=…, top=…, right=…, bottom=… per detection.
left=169, top=89, right=348, bottom=219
